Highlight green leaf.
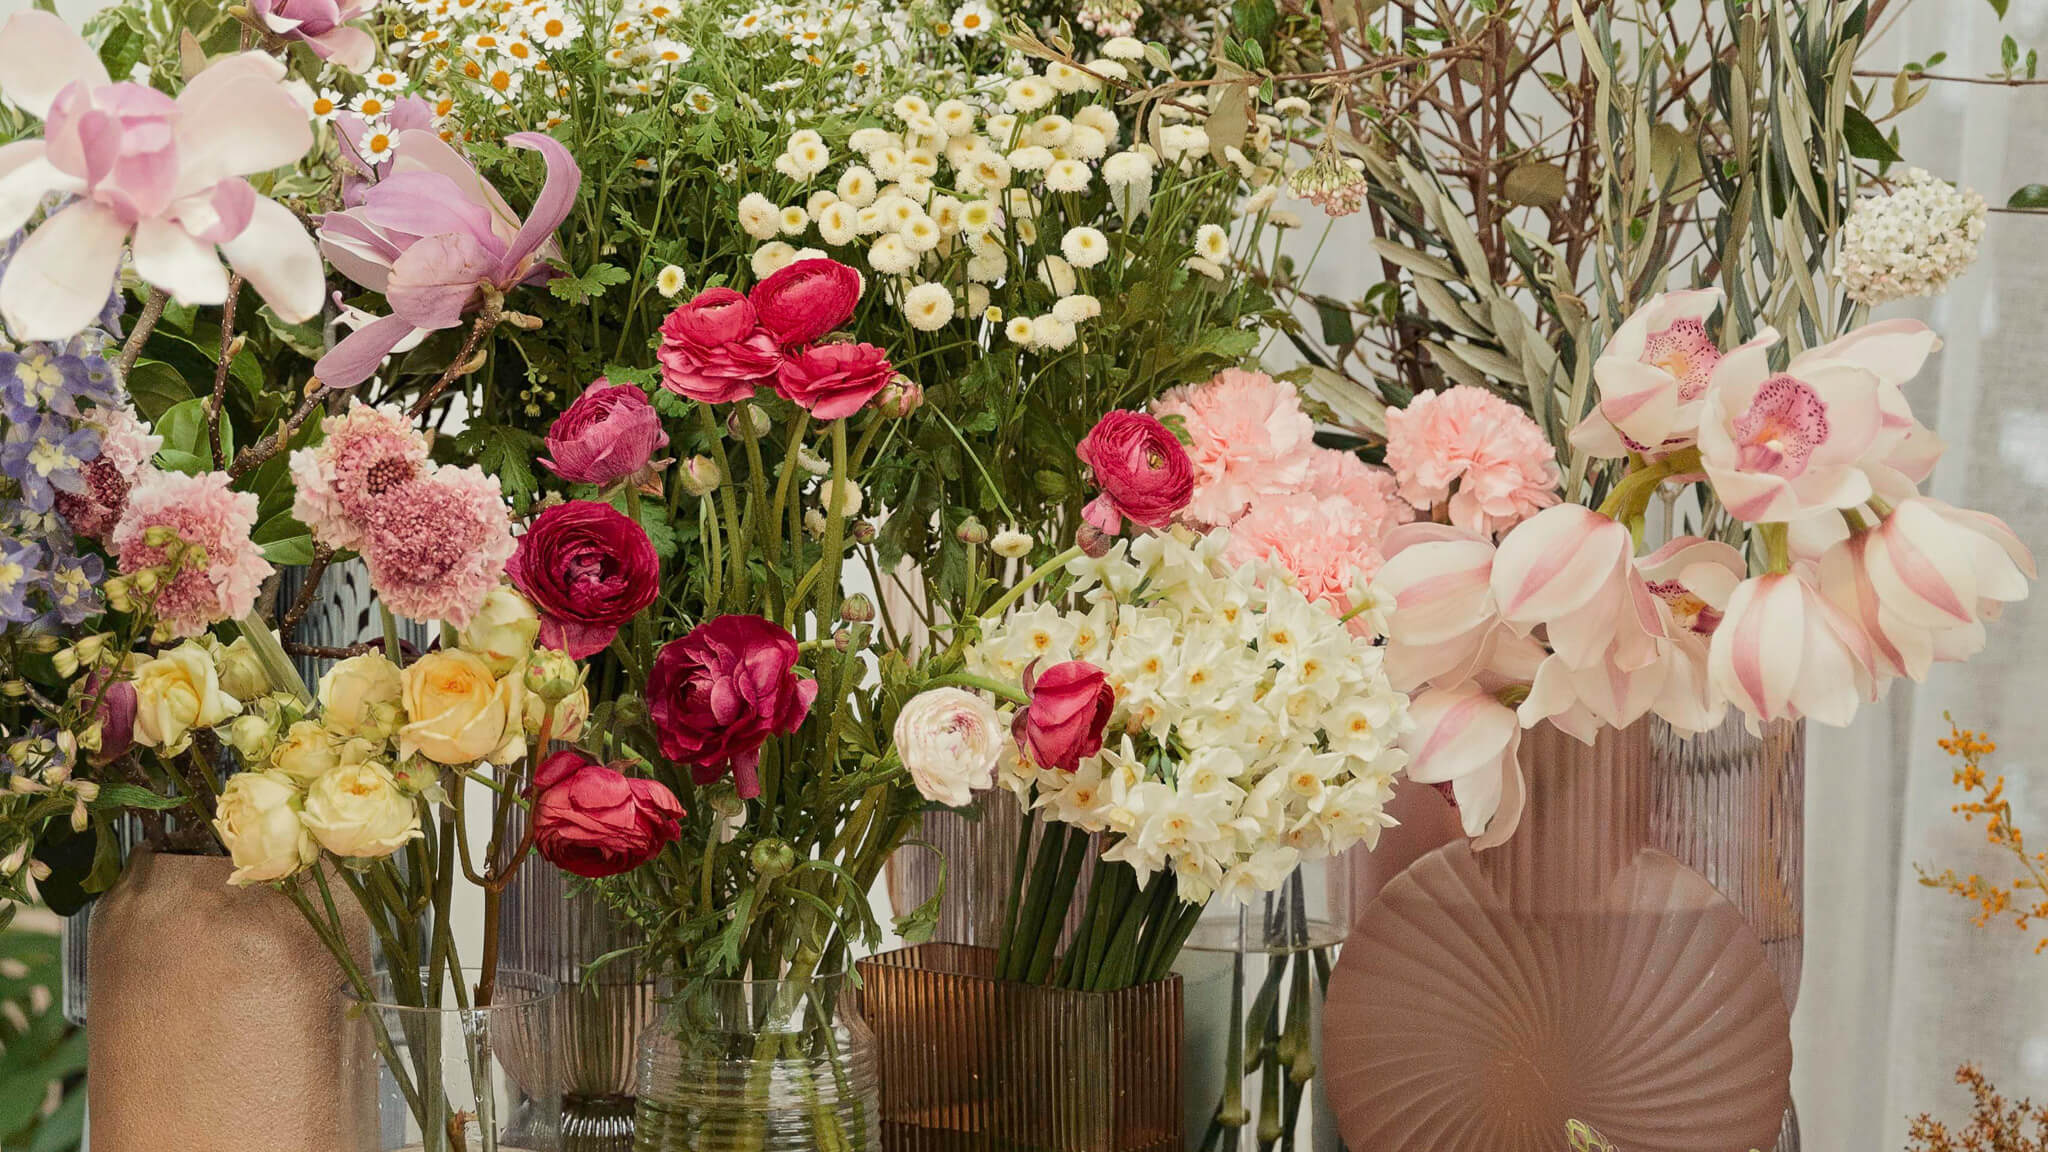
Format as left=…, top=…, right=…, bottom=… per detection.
left=1315, top=301, right=1356, bottom=347
left=1502, top=161, right=1568, bottom=208
left=2008, top=184, right=2048, bottom=209
left=2003, top=34, right=2020, bottom=74
left=154, top=396, right=208, bottom=457
left=1990, top=0, right=2011, bottom=17
left=125, top=360, right=193, bottom=422
left=1842, top=106, right=1903, bottom=163
left=88, top=783, right=193, bottom=812
left=253, top=511, right=315, bottom=565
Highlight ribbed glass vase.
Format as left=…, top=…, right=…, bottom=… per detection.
left=632, top=972, right=878, bottom=1152
left=887, top=799, right=1097, bottom=949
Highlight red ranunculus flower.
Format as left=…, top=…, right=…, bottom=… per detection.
left=751, top=258, right=861, bottom=348
left=774, top=341, right=894, bottom=421
left=507, top=500, right=660, bottom=660
left=542, top=379, right=670, bottom=487
left=646, top=615, right=817, bottom=798
left=532, top=749, right=684, bottom=878
left=1075, top=410, right=1196, bottom=534
left=1012, top=660, right=1114, bottom=772
left=657, top=288, right=783, bottom=404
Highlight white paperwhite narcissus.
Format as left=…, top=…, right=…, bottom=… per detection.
left=1569, top=287, right=1725, bottom=460
left=1398, top=683, right=1524, bottom=849
left=213, top=770, right=319, bottom=886
left=892, top=687, right=1004, bottom=806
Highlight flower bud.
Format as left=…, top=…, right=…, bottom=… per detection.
left=991, top=527, right=1033, bottom=559
left=681, top=455, right=722, bottom=497
left=143, top=524, right=181, bottom=549
left=21, top=633, right=60, bottom=655
left=704, top=781, right=744, bottom=820
left=751, top=837, right=797, bottom=878
left=132, top=568, right=160, bottom=594
left=0, top=843, right=27, bottom=876
left=728, top=404, right=772, bottom=440
left=956, top=516, right=989, bottom=545
left=51, top=648, right=79, bottom=678
left=1076, top=521, right=1114, bottom=558
left=523, top=648, right=584, bottom=704
left=224, top=712, right=281, bottom=762
left=0, top=680, right=23, bottom=699
left=851, top=519, right=878, bottom=543
left=878, top=375, right=924, bottom=418
left=105, top=576, right=133, bottom=612
left=833, top=629, right=854, bottom=652
left=841, top=594, right=876, bottom=623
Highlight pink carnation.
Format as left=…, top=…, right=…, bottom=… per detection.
left=357, top=465, right=516, bottom=627
left=56, top=408, right=164, bottom=540
left=290, top=403, right=431, bottom=551
left=111, top=471, right=273, bottom=638
left=1301, top=447, right=1413, bottom=545
left=1383, top=385, right=1560, bottom=537
left=1151, top=369, right=1316, bottom=526
left=1225, top=492, right=1382, bottom=622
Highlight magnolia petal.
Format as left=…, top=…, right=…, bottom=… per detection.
left=313, top=312, right=420, bottom=389
left=1864, top=500, right=1980, bottom=628
left=1707, top=574, right=1805, bottom=724
left=1401, top=686, right=1519, bottom=789
left=0, top=199, right=128, bottom=341
left=132, top=216, right=231, bottom=306
left=0, top=11, right=110, bottom=120
left=502, top=131, right=581, bottom=279
left=1467, top=733, right=1525, bottom=850
left=220, top=194, right=326, bottom=323
left=1490, top=505, right=1629, bottom=624
left=0, top=144, right=78, bottom=240
left=172, top=64, right=312, bottom=190
left=384, top=231, right=494, bottom=329
left=309, top=25, right=377, bottom=72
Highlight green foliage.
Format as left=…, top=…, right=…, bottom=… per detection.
left=0, top=928, right=85, bottom=1152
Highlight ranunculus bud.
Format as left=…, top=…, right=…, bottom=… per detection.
left=991, top=527, right=1033, bottom=558
left=507, top=501, right=661, bottom=661
left=728, top=404, right=772, bottom=440
left=541, top=380, right=671, bottom=487
left=750, top=258, right=863, bottom=347
left=1076, top=521, right=1114, bottom=558
left=1013, top=660, right=1114, bottom=772
left=459, top=584, right=542, bottom=677
left=212, top=637, right=270, bottom=701
left=319, top=654, right=405, bottom=741
left=682, top=455, right=723, bottom=496
left=957, top=516, right=989, bottom=545
left=750, top=837, right=797, bottom=878
left=646, top=615, right=816, bottom=799
left=523, top=647, right=584, bottom=704
left=841, top=594, right=876, bottom=623
left=224, top=711, right=281, bottom=763
left=1075, top=410, right=1195, bottom=534
left=851, top=520, right=877, bottom=543
left=893, top=687, right=1003, bottom=806
left=532, top=749, right=684, bottom=878
left=878, top=375, right=924, bottom=418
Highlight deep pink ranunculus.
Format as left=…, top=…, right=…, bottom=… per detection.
left=1075, top=410, right=1196, bottom=534
left=751, top=258, right=861, bottom=348
left=532, top=749, right=684, bottom=879
left=656, top=288, right=783, bottom=405
left=773, top=342, right=894, bottom=421
left=646, top=615, right=817, bottom=799
left=507, top=500, right=660, bottom=659
left=1012, top=660, right=1114, bottom=772
left=542, top=380, right=670, bottom=487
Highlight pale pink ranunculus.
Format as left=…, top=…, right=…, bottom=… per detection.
left=1383, top=385, right=1561, bottom=537
left=1151, top=369, right=1317, bottom=527
left=1370, top=522, right=1502, bottom=691
left=251, top=0, right=380, bottom=72
left=1570, top=288, right=1725, bottom=460
left=1707, top=569, right=1874, bottom=726
left=0, top=13, right=324, bottom=340
left=1489, top=504, right=1660, bottom=674
left=315, top=129, right=580, bottom=389
left=1697, top=330, right=1885, bottom=523
left=1399, top=683, right=1525, bottom=849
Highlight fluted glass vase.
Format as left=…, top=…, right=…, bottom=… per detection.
left=631, top=972, right=878, bottom=1152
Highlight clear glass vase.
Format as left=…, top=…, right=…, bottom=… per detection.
left=631, top=972, right=879, bottom=1152
left=343, top=967, right=565, bottom=1152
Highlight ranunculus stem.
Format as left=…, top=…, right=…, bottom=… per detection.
left=977, top=545, right=1085, bottom=623
left=922, top=671, right=1028, bottom=704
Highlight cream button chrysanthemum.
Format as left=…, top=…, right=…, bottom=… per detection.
left=892, top=94, right=931, bottom=122
left=1005, top=76, right=1054, bottom=112
left=1053, top=294, right=1101, bottom=324
left=1101, top=35, right=1145, bottom=59
left=737, top=192, right=779, bottom=240
left=778, top=205, right=809, bottom=235
left=1045, top=61, right=1101, bottom=94
left=656, top=265, right=688, bottom=298
left=816, top=201, right=858, bottom=246
left=900, top=213, right=941, bottom=252
left=1027, top=115, right=1074, bottom=147
left=868, top=233, right=916, bottom=275
left=1195, top=223, right=1231, bottom=262
left=935, top=99, right=977, bottom=136
left=902, top=282, right=955, bottom=331
left=1008, top=145, right=1055, bottom=172
left=836, top=166, right=878, bottom=206
left=1031, top=314, right=1078, bottom=350
left=1044, top=159, right=1091, bottom=193
left=1066, top=125, right=1109, bottom=161
left=1061, top=226, right=1108, bottom=268
left=1005, top=316, right=1037, bottom=345
left=849, top=127, right=899, bottom=155
left=1037, top=255, right=1077, bottom=297
left=1184, top=255, right=1226, bottom=281
left=805, top=189, right=839, bottom=216
left=959, top=199, right=1001, bottom=233
left=967, top=251, right=1007, bottom=283
left=752, top=241, right=798, bottom=277
left=984, top=113, right=1019, bottom=148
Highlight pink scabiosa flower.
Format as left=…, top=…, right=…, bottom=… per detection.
left=314, top=129, right=580, bottom=389
left=541, top=380, right=670, bottom=487
left=1384, top=385, right=1561, bottom=537
left=289, top=403, right=432, bottom=551
left=1398, top=683, right=1525, bottom=850
left=1150, top=368, right=1317, bottom=526
left=0, top=12, right=325, bottom=340
left=1707, top=569, right=1874, bottom=726
left=1569, top=289, right=1724, bottom=460
left=250, top=0, right=380, bottom=73
left=54, top=407, right=162, bottom=541
left=656, top=287, right=783, bottom=405
left=1697, top=331, right=1885, bottom=523
left=111, top=470, right=273, bottom=638
left=356, top=465, right=516, bottom=627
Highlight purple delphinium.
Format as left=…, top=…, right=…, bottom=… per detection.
left=0, top=342, right=120, bottom=424
left=42, top=549, right=102, bottom=626
left=0, top=412, right=100, bottom=512
left=0, top=536, right=46, bottom=624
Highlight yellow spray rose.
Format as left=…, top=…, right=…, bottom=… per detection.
left=269, top=719, right=341, bottom=784
left=318, top=654, right=404, bottom=740
left=213, top=770, right=318, bottom=886
left=459, top=585, right=541, bottom=676
left=299, top=761, right=422, bottom=858
left=132, top=641, right=242, bottom=753
left=400, top=649, right=517, bottom=765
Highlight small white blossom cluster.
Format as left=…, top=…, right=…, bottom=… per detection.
left=1834, top=167, right=1986, bottom=306
left=372, top=0, right=695, bottom=119
left=968, top=528, right=1412, bottom=905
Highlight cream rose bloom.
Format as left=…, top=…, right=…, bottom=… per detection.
left=210, top=636, right=271, bottom=701
left=269, top=719, right=341, bottom=784
left=892, top=688, right=1004, bottom=806
left=132, top=641, right=243, bottom=753
left=400, top=649, right=517, bottom=765
left=300, top=760, right=423, bottom=858
left=459, top=585, right=541, bottom=676
left=213, top=770, right=318, bottom=886
left=319, top=654, right=405, bottom=740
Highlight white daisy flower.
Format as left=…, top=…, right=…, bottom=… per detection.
left=349, top=92, right=394, bottom=119
left=366, top=67, right=408, bottom=91
left=951, top=0, right=996, bottom=38
left=358, top=124, right=399, bottom=164
left=527, top=8, right=583, bottom=47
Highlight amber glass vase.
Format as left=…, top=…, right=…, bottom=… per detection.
left=858, top=943, right=1183, bottom=1152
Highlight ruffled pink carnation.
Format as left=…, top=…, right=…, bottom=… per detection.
left=111, top=470, right=273, bottom=638
left=1151, top=369, right=1317, bottom=527
left=290, top=403, right=432, bottom=551
left=1225, top=491, right=1385, bottom=623
left=1301, top=447, right=1413, bottom=545
left=357, top=465, right=516, bottom=627
left=95, top=407, right=164, bottom=478
left=1383, top=385, right=1561, bottom=537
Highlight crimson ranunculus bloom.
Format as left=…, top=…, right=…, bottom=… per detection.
left=532, top=749, right=684, bottom=878
left=646, top=615, right=817, bottom=798
left=507, top=500, right=660, bottom=660
left=1012, top=660, right=1114, bottom=772
left=751, top=258, right=861, bottom=347
left=1075, top=410, right=1196, bottom=534
left=542, top=380, right=670, bottom=487
left=657, top=288, right=783, bottom=404
left=774, top=342, right=894, bottom=421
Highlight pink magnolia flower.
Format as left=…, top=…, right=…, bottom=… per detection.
left=1569, top=288, right=1724, bottom=460
left=111, top=470, right=274, bottom=638
left=1398, top=684, right=1525, bottom=850
left=1707, top=569, right=1874, bottom=726
left=315, top=129, right=581, bottom=389
left=251, top=0, right=380, bottom=72
left=1697, top=331, right=1885, bottom=523
left=1384, top=385, right=1560, bottom=537
left=1369, top=523, right=1502, bottom=691
left=1489, top=505, right=1660, bottom=673
left=289, top=403, right=432, bottom=551
left=356, top=465, right=516, bottom=627
left=334, top=96, right=437, bottom=207
left=1150, top=369, right=1316, bottom=526
left=0, top=12, right=324, bottom=340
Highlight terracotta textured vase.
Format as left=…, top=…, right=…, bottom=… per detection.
left=1324, top=722, right=1793, bottom=1152
left=88, top=846, right=371, bottom=1152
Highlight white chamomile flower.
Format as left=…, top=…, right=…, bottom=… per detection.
left=1044, top=159, right=1091, bottom=193
left=1101, top=36, right=1145, bottom=60
left=645, top=40, right=694, bottom=67
left=1006, top=76, right=1055, bottom=113
left=527, top=8, right=583, bottom=46
left=309, top=88, right=344, bottom=123
left=1194, top=223, right=1231, bottom=262
left=951, top=0, right=996, bottom=37
left=1061, top=226, right=1108, bottom=268
left=738, top=192, right=780, bottom=240
left=902, top=282, right=955, bottom=331
left=656, top=265, right=688, bottom=298
left=681, top=86, right=716, bottom=113
left=752, top=241, right=798, bottom=278
left=868, top=233, right=917, bottom=275
left=481, top=66, right=524, bottom=104
left=1005, top=316, right=1037, bottom=346
left=349, top=92, right=394, bottom=119
left=1052, top=294, right=1101, bottom=324
left=366, top=67, right=407, bottom=91
left=357, top=124, right=398, bottom=164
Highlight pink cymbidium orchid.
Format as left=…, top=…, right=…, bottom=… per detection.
left=251, top=0, right=381, bottom=73
left=1489, top=503, right=1662, bottom=674
left=1569, top=288, right=1725, bottom=460
left=1370, top=522, right=1502, bottom=692
left=0, top=11, right=325, bottom=341
left=1698, top=330, right=1887, bottom=524
left=1398, top=683, right=1525, bottom=850
left=1706, top=569, right=1875, bottom=727
left=314, top=128, right=580, bottom=389
left=1791, top=319, right=1948, bottom=504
